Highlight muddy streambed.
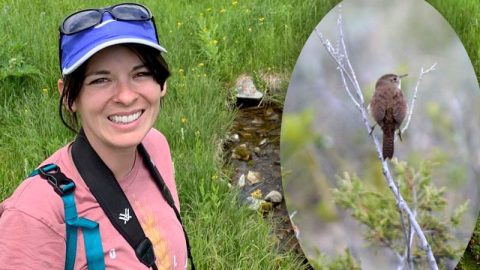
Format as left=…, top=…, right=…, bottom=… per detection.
left=223, top=102, right=307, bottom=263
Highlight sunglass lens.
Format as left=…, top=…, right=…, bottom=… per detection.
left=111, top=4, right=151, bottom=20
left=63, top=10, right=102, bottom=34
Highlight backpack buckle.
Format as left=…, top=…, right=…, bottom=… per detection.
left=135, top=238, right=156, bottom=267
left=31, top=163, right=75, bottom=196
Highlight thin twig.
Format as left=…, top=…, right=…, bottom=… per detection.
left=337, top=4, right=364, bottom=104
left=315, top=28, right=361, bottom=106
left=409, top=173, right=419, bottom=269
left=397, top=202, right=410, bottom=269
left=401, top=63, right=437, bottom=135
left=339, top=67, right=361, bottom=108
left=316, top=4, right=438, bottom=270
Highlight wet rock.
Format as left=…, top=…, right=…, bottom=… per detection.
left=259, top=138, right=268, bottom=146
left=245, top=197, right=273, bottom=213
left=253, top=147, right=261, bottom=154
left=251, top=117, right=265, bottom=126
left=238, top=174, right=246, bottom=187
left=265, top=107, right=275, bottom=116
left=230, top=133, right=240, bottom=143
left=255, top=128, right=268, bottom=136
left=242, top=126, right=257, bottom=132
left=235, top=74, right=263, bottom=100
left=238, top=131, right=253, bottom=139
left=246, top=170, right=262, bottom=185
left=266, top=112, right=279, bottom=121
left=264, top=190, right=283, bottom=203
left=231, top=144, right=251, bottom=161
left=246, top=197, right=264, bottom=210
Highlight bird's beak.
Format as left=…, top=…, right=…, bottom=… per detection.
left=399, top=74, right=408, bottom=78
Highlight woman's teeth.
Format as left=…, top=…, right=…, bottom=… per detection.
left=109, top=111, right=142, bottom=124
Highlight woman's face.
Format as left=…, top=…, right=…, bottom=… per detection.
left=72, top=45, right=165, bottom=152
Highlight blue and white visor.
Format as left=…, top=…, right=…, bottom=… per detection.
left=60, top=13, right=167, bottom=75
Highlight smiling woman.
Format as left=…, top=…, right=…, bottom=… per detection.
left=60, top=45, right=167, bottom=180
left=0, top=3, right=194, bottom=270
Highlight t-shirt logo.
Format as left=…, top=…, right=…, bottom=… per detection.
left=119, top=208, right=132, bottom=224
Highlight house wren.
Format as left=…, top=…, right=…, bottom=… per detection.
left=369, top=73, right=408, bottom=160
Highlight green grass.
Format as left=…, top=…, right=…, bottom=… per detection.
left=0, top=0, right=479, bottom=269
left=0, top=0, right=332, bottom=269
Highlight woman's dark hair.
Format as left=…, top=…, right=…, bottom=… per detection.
left=59, top=43, right=170, bottom=133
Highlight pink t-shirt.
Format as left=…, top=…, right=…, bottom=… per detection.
left=0, top=128, right=187, bottom=269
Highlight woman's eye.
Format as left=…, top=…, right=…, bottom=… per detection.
left=88, top=78, right=109, bottom=85
left=135, top=71, right=152, bottom=78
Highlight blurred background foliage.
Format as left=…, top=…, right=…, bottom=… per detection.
left=281, top=0, right=480, bottom=269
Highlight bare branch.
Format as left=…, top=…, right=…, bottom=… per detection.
left=339, top=67, right=361, bottom=108
left=401, top=63, right=437, bottom=135
left=314, top=28, right=362, bottom=108
left=316, top=4, right=438, bottom=270
left=408, top=173, right=419, bottom=270
left=397, top=202, right=410, bottom=269
left=337, top=4, right=364, bottom=104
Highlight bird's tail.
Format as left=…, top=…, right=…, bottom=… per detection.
left=382, top=128, right=394, bottom=160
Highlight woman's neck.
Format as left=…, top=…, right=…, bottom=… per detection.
left=99, top=146, right=137, bottom=181
left=82, top=132, right=137, bottom=181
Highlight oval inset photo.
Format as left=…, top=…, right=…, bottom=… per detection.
left=281, top=0, right=480, bottom=269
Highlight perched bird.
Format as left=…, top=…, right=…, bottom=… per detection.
left=369, top=73, right=408, bottom=159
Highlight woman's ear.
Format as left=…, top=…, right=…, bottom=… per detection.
left=160, top=82, right=167, bottom=97
left=57, top=79, right=76, bottom=112
left=57, top=78, right=64, bottom=94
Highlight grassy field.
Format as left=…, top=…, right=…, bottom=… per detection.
left=0, top=0, right=478, bottom=269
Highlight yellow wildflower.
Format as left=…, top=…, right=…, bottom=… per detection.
left=251, top=189, right=263, bottom=199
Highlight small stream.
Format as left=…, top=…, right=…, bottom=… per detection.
left=224, top=102, right=307, bottom=261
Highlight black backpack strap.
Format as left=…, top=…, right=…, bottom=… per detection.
left=137, top=144, right=195, bottom=270
left=71, top=130, right=157, bottom=269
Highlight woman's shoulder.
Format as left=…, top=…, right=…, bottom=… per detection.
left=143, top=128, right=171, bottom=154
left=1, top=146, right=70, bottom=230
left=2, top=173, right=64, bottom=222
left=144, top=128, right=168, bottom=144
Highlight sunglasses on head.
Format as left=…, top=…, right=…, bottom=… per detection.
left=60, top=3, right=153, bottom=35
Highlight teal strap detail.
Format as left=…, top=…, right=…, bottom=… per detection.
left=28, top=163, right=57, bottom=177
left=30, top=164, right=105, bottom=269
left=62, top=184, right=105, bottom=270
left=62, top=188, right=78, bottom=270
left=80, top=218, right=105, bottom=270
